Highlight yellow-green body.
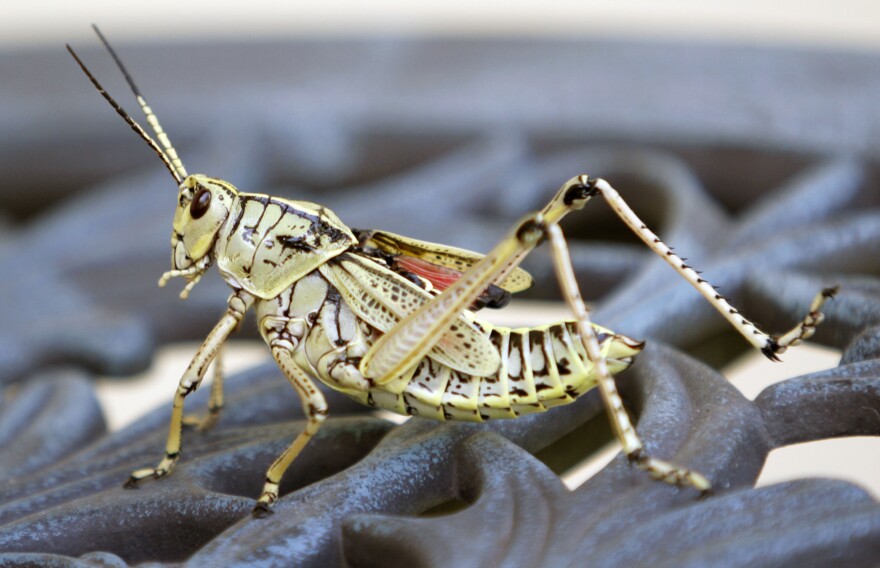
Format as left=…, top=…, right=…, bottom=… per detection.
left=258, top=266, right=641, bottom=422
left=178, top=175, right=643, bottom=422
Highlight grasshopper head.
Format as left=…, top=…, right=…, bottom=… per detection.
left=171, top=174, right=237, bottom=270
left=67, top=33, right=232, bottom=298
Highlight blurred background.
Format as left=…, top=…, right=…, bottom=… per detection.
left=4, top=1, right=880, bottom=50
left=1, top=1, right=877, bottom=498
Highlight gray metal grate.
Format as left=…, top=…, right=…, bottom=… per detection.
left=0, top=38, right=878, bottom=567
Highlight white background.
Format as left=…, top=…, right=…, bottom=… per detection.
left=3, top=1, right=880, bottom=51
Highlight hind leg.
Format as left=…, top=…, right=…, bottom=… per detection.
left=546, top=222, right=710, bottom=492
left=563, top=175, right=836, bottom=359
left=357, top=174, right=834, bottom=491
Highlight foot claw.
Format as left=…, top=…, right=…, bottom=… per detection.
left=183, top=414, right=218, bottom=432
left=124, top=464, right=171, bottom=489
left=182, top=415, right=200, bottom=429
left=628, top=449, right=711, bottom=496
left=252, top=502, right=274, bottom=518
left=761, top=339, right=783, bottom=362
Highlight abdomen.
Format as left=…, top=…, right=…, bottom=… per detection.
left=369, top=320, right=643, bottom=422
left=256, top=274, right=644, bottom=423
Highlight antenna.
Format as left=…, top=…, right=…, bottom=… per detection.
left=67, top=44, right=183, bottom=185
left=90, top=25, right=188, bottom=180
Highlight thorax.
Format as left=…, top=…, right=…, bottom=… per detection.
left=213, top=193, right=356, bottom=299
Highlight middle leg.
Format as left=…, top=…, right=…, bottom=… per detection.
left=183, top=344, right=225, bottom=431
left=252, top=338, right=328, bottom=517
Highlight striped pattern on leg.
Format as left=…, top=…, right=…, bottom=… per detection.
left=547, top=223, right=711, bottom=493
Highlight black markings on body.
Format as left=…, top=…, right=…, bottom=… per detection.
left=228, top=202, right=247, bottom=235
left=251, top=212, right=285, bottom=265
left=527, top=329, right=550, bottom=379
left=557, top=357, right=571, bottom=375
left=242, top=201, right=270, bottom=245
left=253, top=195, right=355, bottom=249
left=278, top=234, right=314, bottom=252
left=326, top=286, right=346, bottom=345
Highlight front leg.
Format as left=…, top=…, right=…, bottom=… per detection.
left=182, top=345, right=225, bottom=431
left=125, top=291, right=253, bottom=488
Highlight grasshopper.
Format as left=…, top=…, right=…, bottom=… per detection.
left=68, top=27, right=835, bottom=517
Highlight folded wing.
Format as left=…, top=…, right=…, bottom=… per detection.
left=356, top=229, right=534, bottom=294
left=320, top=253, right=501, bottom=381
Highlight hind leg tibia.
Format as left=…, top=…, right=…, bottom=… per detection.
left=547, top=222, right=710, bottom=493
left=568, top=175, right=835, bottom=360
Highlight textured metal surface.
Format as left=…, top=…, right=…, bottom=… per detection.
left=0, top=38, right=878, bottom=566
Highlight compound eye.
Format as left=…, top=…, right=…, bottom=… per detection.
left=190, top=187, right=212, bottom=219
